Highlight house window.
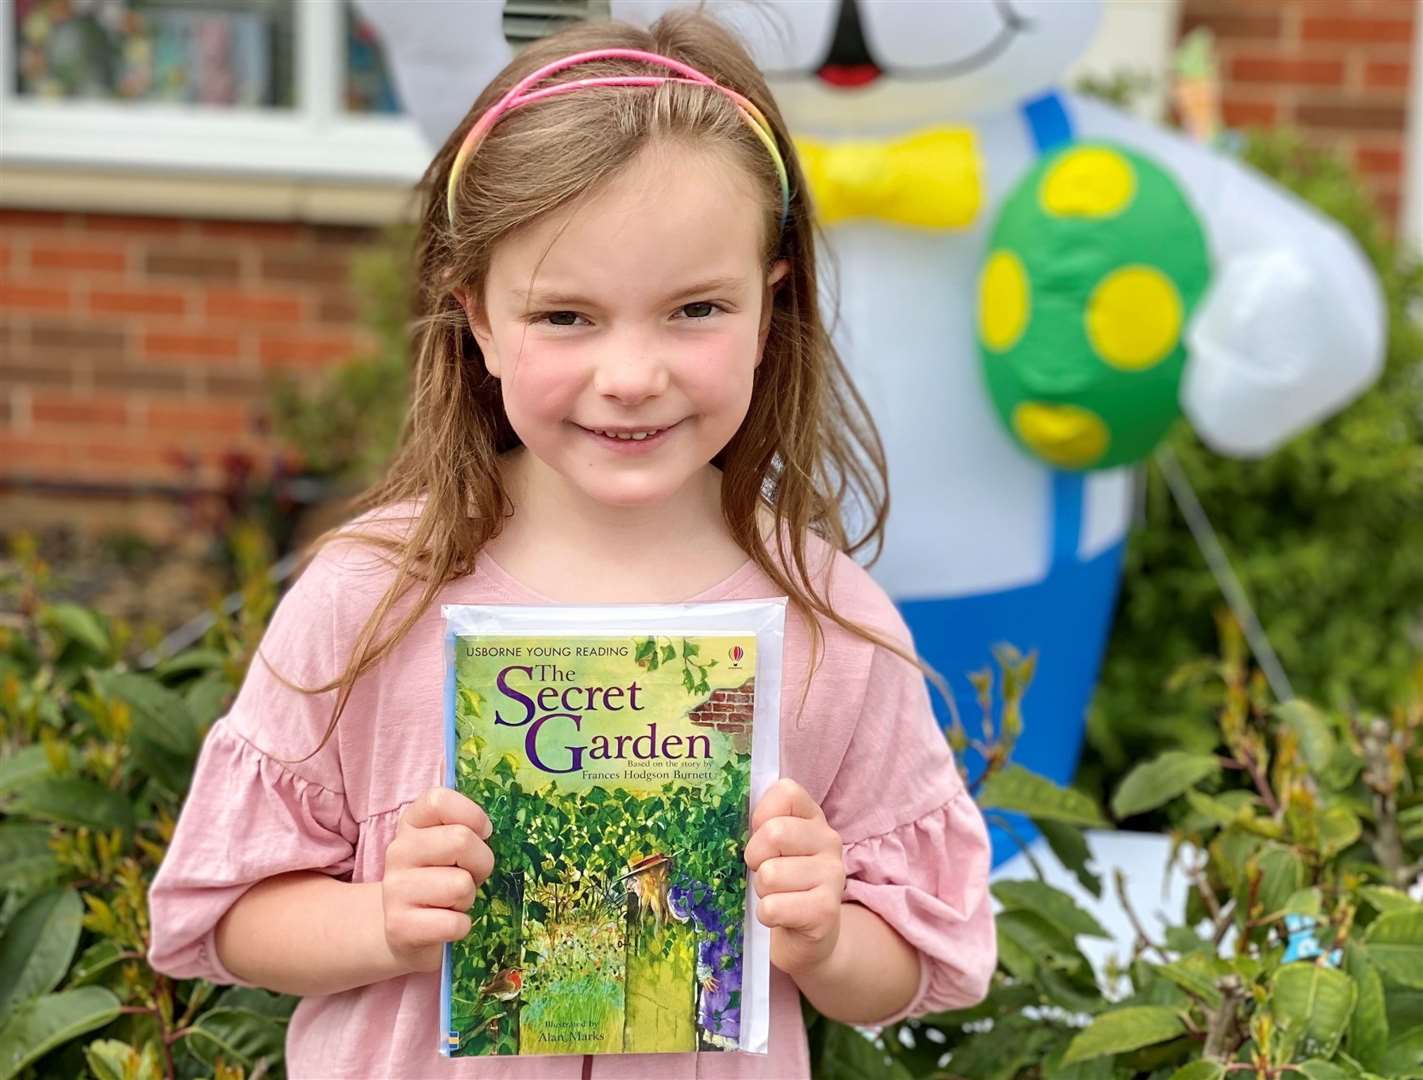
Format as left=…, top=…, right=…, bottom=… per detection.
left=0, top=0, right=609, bottom=184
left=14, top=0, right=297, bottom=108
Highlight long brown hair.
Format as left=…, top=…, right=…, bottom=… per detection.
left=279, top=10, right=936, bottom=760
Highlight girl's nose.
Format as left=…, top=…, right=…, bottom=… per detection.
left=592, top=334, right=670, bottom=405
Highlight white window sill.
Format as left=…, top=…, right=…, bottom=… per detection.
left=0, top=162, right=419, bottom=226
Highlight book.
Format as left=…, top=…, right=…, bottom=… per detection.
left=439, top=601, right=785, bottom=1059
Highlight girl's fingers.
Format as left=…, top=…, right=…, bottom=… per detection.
left=389, top=904, right=473, bottom=949
left=400, top=823, right=494, bottom=883
left=399, top=788, right=492, bottom=839
left=415, top=865, right=481, bottom=911
left=755, top=885, right=841, bottom=936
left=752, top=854, right=838, bottom=898
left=750, top=778, right=822, bottom=834
left=744, top=815, right=838, bottom=870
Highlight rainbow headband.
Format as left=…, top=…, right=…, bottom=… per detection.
left=446, top=47, right=790, bottom=226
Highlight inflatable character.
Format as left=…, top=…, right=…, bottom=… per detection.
left=355, top=0, right=1384, bottom=863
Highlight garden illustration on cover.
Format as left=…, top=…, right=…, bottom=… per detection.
left=446, top=633, right=758, bottom=1057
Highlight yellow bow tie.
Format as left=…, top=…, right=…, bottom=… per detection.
left=794, top=127, right=983, bottom=230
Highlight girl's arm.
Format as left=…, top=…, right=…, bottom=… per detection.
left=215, top=872, right=409, bottom=997
left=216, top=787, right=494, bottom=998
left=789, top=902, right=922, bottom=1025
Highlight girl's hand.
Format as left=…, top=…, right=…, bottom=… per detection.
left=381, top=787, right=494, bottom=975
left=744, top=778, right=846, bottom=978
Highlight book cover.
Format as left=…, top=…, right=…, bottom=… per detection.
left=440, top=621, right=773, bottom=1058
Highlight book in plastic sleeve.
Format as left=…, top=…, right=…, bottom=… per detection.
left=439, top=600, right=785, bottom=1058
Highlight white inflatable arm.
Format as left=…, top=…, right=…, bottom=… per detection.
left=351, top=0, right=512, bottom=148
left=1067, top=93, right=1386, bottom=458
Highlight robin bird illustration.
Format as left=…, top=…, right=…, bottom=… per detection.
left=478, top=967, right=523, bottom=1003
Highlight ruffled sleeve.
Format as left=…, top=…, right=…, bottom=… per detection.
left=821, top=609, right=996, bottom=1025
left=147, top=549, right=360, bottom=986
left=841, top=787, right=994, bottom=1023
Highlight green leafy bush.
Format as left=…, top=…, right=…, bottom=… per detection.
left=0, top=529, right=294, bottom=1080
left=1087, top=129, right=1423, bottom=794
left=811, top=622, right=1423, bottom=1078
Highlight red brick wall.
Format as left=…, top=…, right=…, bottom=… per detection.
left=0, top=209, right=376, bottom=490
left=1180, top=0, right=1417, bottom=223
left=689, top=678, right=755, bottom=755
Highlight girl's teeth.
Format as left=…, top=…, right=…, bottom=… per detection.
left=599, top=429, right=657, bottom=440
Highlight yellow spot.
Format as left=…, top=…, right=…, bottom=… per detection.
left=979, top=250, right=1030, bottom=352
left=1040, top=147, right=1136, bottom=218
left=1012, top=402, right=1109, bottom=469
left=1086, top=266, right=1183, bottom=371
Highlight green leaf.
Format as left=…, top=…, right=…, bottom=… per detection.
left=0, top=987, right=121, bottom=1080
left=937, top=1014, right=1059, bottom=1078
left=995, top=908, right=1081, bottom=960
left=0, top=888, right=84, bottom=1013
left=1286, top=887, right=1324, bottom=917
left=154, top=648, right=228, bottom=680
left=812, top=1023, right=912, bottom=1080
left=1257, top=846, right=1306, bottom=916
left=66, top=941, right=127, bottom=989
left=1110, top=752, right=1220, bottom=819
left=979, top=766, right=1107, bottom=827
left=213, top=986, right=298, bottom=1022
left=184, top=1007, right=287, bottom=1070
left=1272, top=962, right=1357, bottom=1059
left=1169, top=1063, right=1226, bottom=1080
left=83, top=1038, right=161, bottom=1080
left=1050, top=1052, right=1117, bottom=1080
left=1158, top=952, right=1228, bottom=1008
left=184, top=673, right=233, bottom=728
left=95, top=672, right=197, bottom=755
left=1061, top=1006, right=1185, bottom=1064
left=1360, top=886, right=1416, bottom=913
left=83, top=1038, right=131, bottom=1080
left=0, top=824, right=61, bottom=897
left=1366, top=909, right=1423, bottom=989
left=37, top=603, right=109, bottom=655
left=1184, top=788, right=1250, bottom=829
left=995, top=923, right=1037, bottom=980
left=0, top=747, right=52, bottom=799
left=1318, top=804, right=1362, bottom=858
left=1034, top=818, right=1102, bottom=897
left=1345, top=944, right=1390, bottom=1071
left=1274, top=701, right=1337, bottom=773
left=1040, top=965, right=1107, bottom=1014
left=5, top=779, right=134, bottom=836
left=1298, top=1063, right=1358, bottom=1080
left=991, top=880, right=1110, bottom=939
left=1378, top=1024, right=1423, bottom=1075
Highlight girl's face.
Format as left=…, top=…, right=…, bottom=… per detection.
left=466, top=144, right=788, bottom=512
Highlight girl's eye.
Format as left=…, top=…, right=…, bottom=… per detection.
left=680, top=302, right=716, bottom=319
left=544, top=311, right=581, bottom=327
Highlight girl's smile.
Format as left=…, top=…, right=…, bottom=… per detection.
left=577, top=419, right=684, bottom=453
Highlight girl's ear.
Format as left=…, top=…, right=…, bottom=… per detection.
left=756, top=259, right=791, bottom=365
left=454, top=286, right=501, bottom=378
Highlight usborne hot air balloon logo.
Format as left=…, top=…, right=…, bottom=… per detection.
left=728, top=645, right=744, bottom=669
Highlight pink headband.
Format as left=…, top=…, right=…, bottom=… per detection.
left=445, top=48, right=791, bottom=227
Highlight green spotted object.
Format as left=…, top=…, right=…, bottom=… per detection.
left=976, top=142, right=1211, bottom=470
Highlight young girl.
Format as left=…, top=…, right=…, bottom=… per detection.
left=148, top=10, right=994, bottom=1078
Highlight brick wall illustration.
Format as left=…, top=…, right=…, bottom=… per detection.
left=689, top=679, right=755, bottom=755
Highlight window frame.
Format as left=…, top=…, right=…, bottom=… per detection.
left=0, top=0, right=429, bottom=182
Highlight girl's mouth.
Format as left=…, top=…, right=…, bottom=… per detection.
left=577, top=420, right=681, bottom=452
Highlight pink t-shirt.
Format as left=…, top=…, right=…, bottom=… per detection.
left=147, top=518, right=995, bottom=1079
